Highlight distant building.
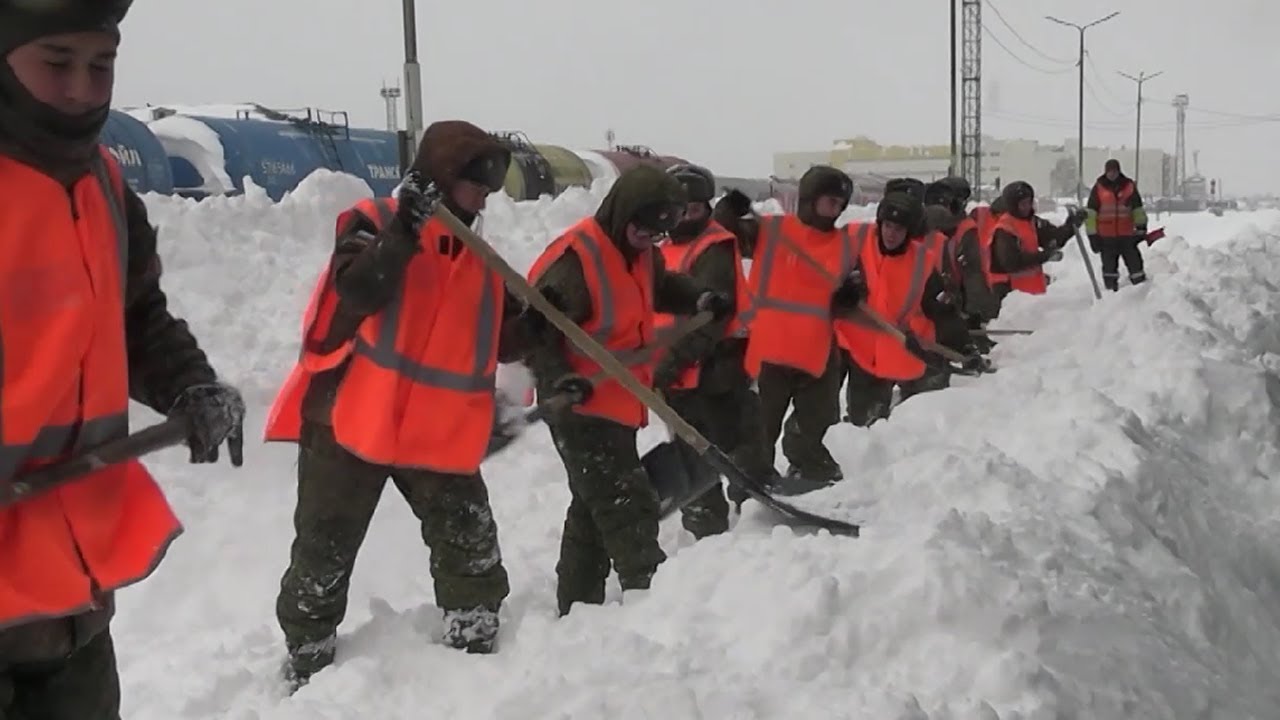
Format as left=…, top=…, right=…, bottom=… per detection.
left=774, top=135, right=1174, bottom=200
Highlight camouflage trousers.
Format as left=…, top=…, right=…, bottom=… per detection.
left=0, top=628, right=119, bottom=720
left=843, top=354, right=950, bottom=427
left=756, top=346, right=844, bottom=482
left=663, top=381, right=774, bottom=538
left=276, top=423, right=510, bottom=675
left=547, top=416, right=666, bottom=617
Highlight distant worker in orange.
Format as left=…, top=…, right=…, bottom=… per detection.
left=989, top=181, right=1086, bottom=297
left=1086, top=158, right=1149, bottom=290
left=266, top=120, right=542, bottom=689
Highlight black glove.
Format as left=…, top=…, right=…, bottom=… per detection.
left=902, top=333, right=946, bottom=371
left=719, top=189, right=754, bottom=217
left=550, top=373, right=593, bottom=405
left=1088, top=234, right=1102, bottom=253
left=168, top=382, right=246, bottom=466
left=1066, top=207, right=1088, bottom=228
left=832, top=269, right=868, bottom=309
left=395, top=170, right=442, bottom=233
left=653, top=359, right=681, bottom=391
left=1134, top=229, right=1148, bottom=247
left=1043, top=250, right=1064, bottom=263
left=695, top=290, right=734, bottom=321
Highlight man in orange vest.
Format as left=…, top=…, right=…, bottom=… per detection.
left=523, top=165, right=731, bottom=616
left=989, top=181, right=1086, bottom=296
left=715, top=165, right=860, bottom=490
left=1086, top=158, right=1149, bottom=290
left=924, top=178, right=1000, bottom=355
left=836, top=193, right=963, bottom=425
left=651, top=163, right=773, bottom=537
left=0, top=3, right=245, bottom=716
left=265, top=120, right=539, bottom=687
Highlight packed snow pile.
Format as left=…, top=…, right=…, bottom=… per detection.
left=117, top=176, right=1280, bottom=719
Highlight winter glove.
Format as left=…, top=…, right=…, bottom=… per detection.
left=719, top=189, right=755, bottom=218
left=550, top=373, right=593, bottom=405
left=395, top=170, right=442, bottom=234
left=1043, top=250, right=1064, bottom=263
left=1088, top=234, right=1102, bottom=253
left=653, top=358, right=682, bottom=391
left=902, top=333, right=946, bottom=371
left=695, top=290, right=734, bottom=321
left=168, top=382, right=246, bottom=466
left=831, top=268, right=869, bottom=310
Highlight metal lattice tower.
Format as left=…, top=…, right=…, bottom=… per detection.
left=1172, top=93, right=1189, bottom=190
left=960, top=0, right=982, bottom=193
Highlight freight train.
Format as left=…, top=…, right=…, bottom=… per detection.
left=101, top=103, right=834, bottom=211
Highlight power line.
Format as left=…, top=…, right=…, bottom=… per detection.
left=981, top=23, right=1075, bottom=75
left=1186, top=106, right=1280, bottom=121
left=985, top=0, right=1075, bottom=65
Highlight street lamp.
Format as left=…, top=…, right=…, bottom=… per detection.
left=401, top=0, right=425, bottom=169
left=1045, top=11, right=1120, bottom=202
left=1116, top=70, right=1163, bottom=191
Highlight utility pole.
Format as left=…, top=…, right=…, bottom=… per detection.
left=401, top=0, right=424, bottom=168
left=950, top=0, right=958, bottom=175
left=1116, top=70, right=1161, bottom=191
left=1046, top=11, right=1120, bottom=203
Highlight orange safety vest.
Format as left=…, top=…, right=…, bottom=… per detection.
left=741, top=214, right=861, bottom=379
left=836, top=223, right=941, bottom=382
left=264, top=198, right=505, bottom=475
left=527, top=217, right=655, bottom=428
left=968, top=206, right=1008, bottom=286
left=993, top=213, right=1048, bottom=295
left=0, top=148, right=182, bottom=629
left=652, top=222, right=750, bottom=390
left=1093, top=181, right=1136, bottom=237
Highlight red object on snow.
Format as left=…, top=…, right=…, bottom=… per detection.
left=1145, top=227, right=1166, bottom=245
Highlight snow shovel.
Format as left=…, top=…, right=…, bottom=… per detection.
left=1143, top=227, right=1166, bottom=246
left=1, top=417, right=191, bottom=507
left=484, top=311, right=715, bottom=459
left=640, top=439, right=697, bottom=515
left=970, top=327, right=1033, bottom=336
left=1064, top=206, right=1103, bottom=301
left=433, top=202, right=859, bottom=536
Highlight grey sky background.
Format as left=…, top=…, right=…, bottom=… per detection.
left=112, top=0, right=1280, bottom=193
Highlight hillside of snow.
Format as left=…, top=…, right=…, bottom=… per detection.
left=115, top=172, right=1280, bottom=719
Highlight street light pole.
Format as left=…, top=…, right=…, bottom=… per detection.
left=1046, top=11, right=1120, bottom=203
left=1116, top=69, right=1163, bottom=190
left=401, top=0, right=425, bottom=166
left=950, top=0, right=958, bottom=175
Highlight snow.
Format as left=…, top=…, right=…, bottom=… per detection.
left=147, top=115, right=237, bottom=195
left=117, top=176, right=1280, bottom=719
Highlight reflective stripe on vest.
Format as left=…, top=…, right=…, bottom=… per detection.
left=0, top=151, right=130, bottom=482
left=345, top=200, right=497, bottom=394
left=572, top=229, right=623, bottom=348
left=893, top=238, right=933, bottom=328
left=740, top=216, right=862, bottom=325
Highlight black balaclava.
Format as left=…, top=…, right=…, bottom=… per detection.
left=0, top=1, right=129, bottom=180
left=667, top=163, right=716, bottom=242
left=797, top=165, right=853, bottom=232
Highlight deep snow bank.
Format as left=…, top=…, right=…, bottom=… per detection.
left=117, top=178, right=1280, bottom=719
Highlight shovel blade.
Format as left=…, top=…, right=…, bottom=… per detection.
left=641, top=440, right=695, bottom=507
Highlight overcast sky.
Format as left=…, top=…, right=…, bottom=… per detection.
left=112, top=0, right=1280, bottom=194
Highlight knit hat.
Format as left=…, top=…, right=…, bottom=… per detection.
left=0, top=0, right=130, bottom=56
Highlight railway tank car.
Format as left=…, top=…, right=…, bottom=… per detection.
left=100, top=103, right=805, bottom=210
left=99, top=109, right=175, bottom=194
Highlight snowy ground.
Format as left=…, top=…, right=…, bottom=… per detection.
left=114, top=173, right=1280, bottom=719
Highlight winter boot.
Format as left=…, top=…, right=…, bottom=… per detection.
left=442, top=606, right=500, bottom=654
left=282, top=633, right=336, bottom=694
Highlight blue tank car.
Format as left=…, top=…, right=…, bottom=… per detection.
left=98, top=110, right=175, bottom=195
left=171, top=109, right=402, bottom=201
